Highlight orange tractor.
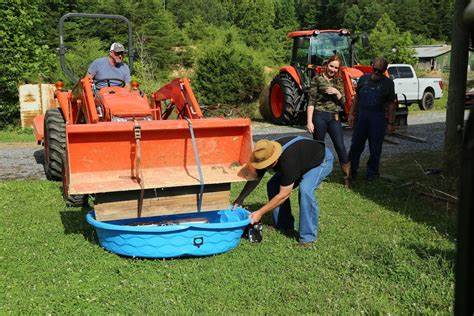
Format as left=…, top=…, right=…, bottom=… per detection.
left=33, top=13, right=253, bottom=211
left=259, top=29, right=405, bottom=126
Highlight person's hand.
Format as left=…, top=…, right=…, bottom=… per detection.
left=325, top=87, right=342, bottom=99
left=249, top=211, right=262, bottom=224
left=348, top=113, right=355, bottom=128
left=386, top=123, right=395, bottom=134
left=306, top=121, right=315, bottom=134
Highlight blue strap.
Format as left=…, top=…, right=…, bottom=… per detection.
left=280, top=136, right=310, bottom=151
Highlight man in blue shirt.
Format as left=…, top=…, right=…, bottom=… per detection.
left=87, top=42, right=131, bottom=90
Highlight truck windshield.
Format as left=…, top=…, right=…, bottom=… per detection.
left=310, top=33, right=351, bottom=66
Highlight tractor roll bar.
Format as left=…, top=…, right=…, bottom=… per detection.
left=58, top=13, right=134, bottom=83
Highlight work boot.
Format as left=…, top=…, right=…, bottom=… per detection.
left=341, top=162, right=351, bottom=188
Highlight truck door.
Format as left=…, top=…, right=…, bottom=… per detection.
left=393, top=66, right=418, bottom=102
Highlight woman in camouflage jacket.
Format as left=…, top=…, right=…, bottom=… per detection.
left=307, top=54, right=350, bottom=187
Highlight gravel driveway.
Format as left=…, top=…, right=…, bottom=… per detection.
left=0, top=111, right=462, bottom=180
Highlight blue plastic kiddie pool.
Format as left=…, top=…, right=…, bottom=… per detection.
left=86, top=207, right=250, bottom=258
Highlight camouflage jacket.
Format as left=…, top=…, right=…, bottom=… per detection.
left=307, top=74, right=345, bottom=113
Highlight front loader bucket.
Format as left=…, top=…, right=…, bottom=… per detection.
left=64, top=118, right=254, bottom=195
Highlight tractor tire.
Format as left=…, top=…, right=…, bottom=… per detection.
left=43, top=108, right=66, bottom=181
left=258, top=85, right=273, bottom=122
left=61, top=153, right=88, bottom=208
left=262, top=73, right=301, bottom=125
left=65, top=194, right=88, bottom=207
left=419, top=90, right=435, bottom=110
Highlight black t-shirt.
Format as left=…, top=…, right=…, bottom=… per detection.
left=257, top=136, right=326, bottom=186
left=356, top=74, right=396, bottom=112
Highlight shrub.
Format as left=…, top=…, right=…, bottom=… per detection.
left=193, top=34, right=264, bottom=106
left=0, top=103, right=20, bottom=129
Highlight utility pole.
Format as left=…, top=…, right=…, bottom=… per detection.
left=444, top=0, right=470, bottom=175
left=454, top=1, right=473, bottom=315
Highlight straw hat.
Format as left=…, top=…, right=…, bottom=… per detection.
left=250, top=139, right=282, bottom=169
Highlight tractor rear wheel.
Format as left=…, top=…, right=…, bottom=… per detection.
left=260, top=73, right=301, bottom=125
left=44, top=108, right=66, bottom=181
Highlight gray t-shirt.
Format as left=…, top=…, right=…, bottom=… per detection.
left=87, top=57, right=131, bottom=89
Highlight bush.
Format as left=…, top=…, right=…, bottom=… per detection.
left=0, top=103, right=20, bottom=129
left=193, top=34, right=264, bottom=106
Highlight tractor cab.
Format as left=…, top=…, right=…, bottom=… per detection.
left=289, top=29, right=354, bottom=90
left=290, top=29, right=353, bottom=68
left=260, top=28, right=370, bottom=125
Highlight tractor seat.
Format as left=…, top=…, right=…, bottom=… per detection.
left=95, top=86, right=152, bottom=118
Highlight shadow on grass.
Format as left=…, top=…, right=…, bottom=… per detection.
left=60, top=205, right=97, bottom=243
left=405, top=242, right=456, bottom=263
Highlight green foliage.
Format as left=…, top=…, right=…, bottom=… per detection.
left=366, top=14, right=417, bottom=64
left=343, top=0, right=386, bottom=33
left=193, top=33, right=265, bottom=105
left=0, top=1, right=56, bottom=107
left=0, top=104, right=21, bottom=129
left=56, top=38, right=108, bottom=86
left=231, top=0, right=275, bottom=49
left=0, top=126, right=34, bottom=142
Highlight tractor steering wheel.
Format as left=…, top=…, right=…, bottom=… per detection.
left=94, top=78, right=127, bottom=88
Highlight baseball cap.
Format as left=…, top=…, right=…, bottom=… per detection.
left=110, top=42, right=126, bottom=53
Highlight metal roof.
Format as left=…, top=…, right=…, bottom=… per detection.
left=412, top=45, right=451, bottom=58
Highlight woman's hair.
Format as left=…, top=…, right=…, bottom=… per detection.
left=323, top=54, right=342, bottom=75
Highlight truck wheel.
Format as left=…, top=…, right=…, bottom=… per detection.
left=419, top=91, right=435, bottom=110
left=44, top=108, right=66, bottom=181
left=263, top=73, right=301, bottom=125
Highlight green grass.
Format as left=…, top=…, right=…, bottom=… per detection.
left=0, top=127, right=35, bottom=143
left=0, top=151, right=456, bottom=314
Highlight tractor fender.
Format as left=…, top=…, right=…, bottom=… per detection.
left=279, top=66, right=302, bottom=89
left=340, top=66, right=364, bottom=115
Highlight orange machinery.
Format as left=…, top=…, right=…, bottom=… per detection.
left=33, top=13, right=253, bottom=216
left=260, top=29, right=375, bottom=126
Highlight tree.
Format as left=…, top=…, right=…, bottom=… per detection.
left=0, top=0, right=56, bottom=127
left=231, top=0, right=275, bottom=50
left=366, top=14, right=417, bottom=64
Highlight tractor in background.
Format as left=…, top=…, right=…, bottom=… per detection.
left=259, top=29, right=407, bottom=126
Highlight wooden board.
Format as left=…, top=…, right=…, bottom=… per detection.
left=94, top=183, right=231, bottom=221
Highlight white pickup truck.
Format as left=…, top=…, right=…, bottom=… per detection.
left=387, top=64, right=443, bottom=110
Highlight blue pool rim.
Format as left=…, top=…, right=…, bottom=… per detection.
left=86, top=208, right=251, bottom=258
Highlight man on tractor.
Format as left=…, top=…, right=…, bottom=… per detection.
left=87, top=42, right=131, bottom=90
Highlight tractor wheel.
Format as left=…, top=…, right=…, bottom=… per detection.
left=258, top=85, right=273, bottom=122
left=264, top=73, right=301, bottom=125
left=419, top=90, right=435, bottom=110
left=65, top=194, right=88, bottom=207
left=61, top=153, right=88, bottom=208
left=43, top=108, right=66, bottom=181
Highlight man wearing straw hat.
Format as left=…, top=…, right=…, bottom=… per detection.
left=234, top=136, right=334, bottom=246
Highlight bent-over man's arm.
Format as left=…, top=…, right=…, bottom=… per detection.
left=250, top=183, right=294, bottom=223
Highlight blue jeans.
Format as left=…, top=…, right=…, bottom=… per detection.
left=267, top=148, right=334, bottom=243
left=349, top=111, right=386, bottom=178
left=313, top=111, right=349, bottom=165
